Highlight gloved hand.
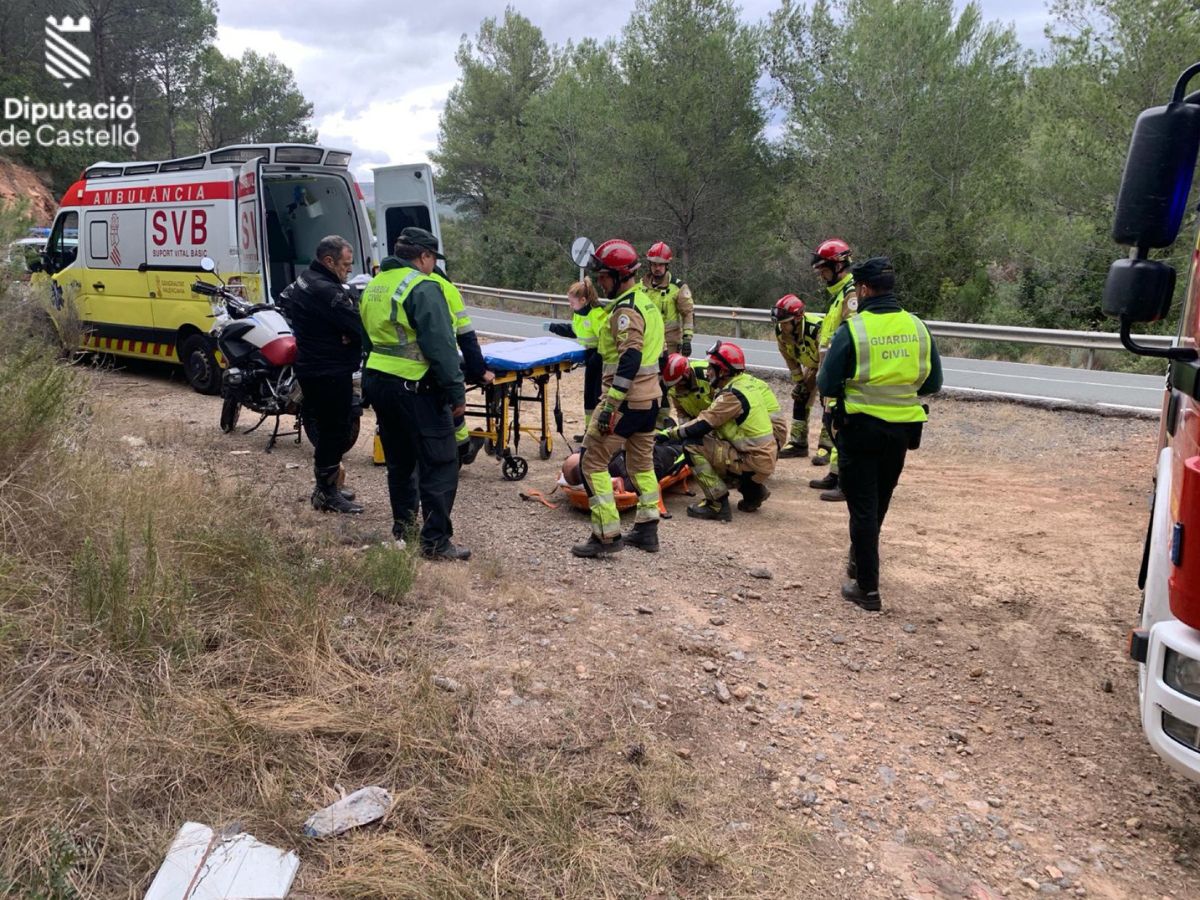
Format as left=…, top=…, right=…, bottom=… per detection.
left=541, top=322, right=552, bottom=331
left=681, top=338, right=692, bottom=357
left=596, top=402, right=617, bottom=435
left=654, top=428, right=671, bottom=444
left=791, top=381, right=808, bottom=402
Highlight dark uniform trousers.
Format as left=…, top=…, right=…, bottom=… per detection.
left=299, top=374, right=354, bottom=470
left=364, top=371, right=459, bottom=550
left=836, top=413, right=919, bottom=593
left=582, top=349, right=603, bottom=417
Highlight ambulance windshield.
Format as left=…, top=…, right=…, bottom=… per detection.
left=261, top=173, right=363, bottom=299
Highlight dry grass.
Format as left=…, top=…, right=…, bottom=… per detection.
left=0, top=266, right=815, bottom=896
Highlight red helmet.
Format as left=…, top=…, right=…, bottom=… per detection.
left=772, top=294, right=806, bottom=322
left=707, top=340, right=746, bottom=375
left=811, top=238, right=852, bottom=267
left=646, top=241, right=673, bottom=264
left=589, top=239, right=640, bottom=278
left=661, top=352, right=692, bottom=387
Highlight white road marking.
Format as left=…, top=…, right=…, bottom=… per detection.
left=942, top=366, right=1163, bottom=392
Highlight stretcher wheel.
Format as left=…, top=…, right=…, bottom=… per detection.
left=538, top=437, right=551, bottom=460
left=502, top=456, right=529, bottom=481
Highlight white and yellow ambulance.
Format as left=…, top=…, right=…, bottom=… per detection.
left=37, top=143, right=438, bottom=392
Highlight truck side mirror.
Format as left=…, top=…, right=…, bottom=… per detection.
left=1102, top=257, right=1176, bottom=323
left=1112, top=101, right=1200, bottom=248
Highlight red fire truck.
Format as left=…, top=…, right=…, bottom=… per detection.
left=1105, top=61, right=1200, bottom=780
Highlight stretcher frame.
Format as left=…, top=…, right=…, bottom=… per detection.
left=465, top=359, right=575, bottom=481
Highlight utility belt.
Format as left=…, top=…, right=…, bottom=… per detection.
left=366, top=369, right=439, bottom=394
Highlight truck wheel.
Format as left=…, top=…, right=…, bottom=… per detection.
left=181, top=334, right=220, bottom=395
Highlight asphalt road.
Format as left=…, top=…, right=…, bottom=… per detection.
left=467, top=305, right=1167, bottom=415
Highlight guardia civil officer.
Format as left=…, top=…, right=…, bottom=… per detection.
left=817, top=257, right=943, bottom=611
left=279, top=234, right=363, bottom=514
left=359, top=227, right=470, bottom=561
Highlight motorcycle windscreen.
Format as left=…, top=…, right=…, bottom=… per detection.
left=236, top=156, right=269, bottom=303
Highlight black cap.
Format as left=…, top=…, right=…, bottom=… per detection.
left=850, top=256, right=894, bottom=287
left=396, top=226, right=445, bottom=259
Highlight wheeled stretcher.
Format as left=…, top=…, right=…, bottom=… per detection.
left=467, top=337, right=585, bottom=481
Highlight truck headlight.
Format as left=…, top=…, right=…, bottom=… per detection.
left=1164, top=648, right=1200, bottom=700
left=1163, top=711, right=1200, bottom=750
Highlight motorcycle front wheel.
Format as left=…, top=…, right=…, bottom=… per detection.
left=220, top=395, right=240, bottom=434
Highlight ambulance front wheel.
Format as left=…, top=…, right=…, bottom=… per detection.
left=181, top=334, right=221, bottom=395
left=501, top=456, right=528, bottom=481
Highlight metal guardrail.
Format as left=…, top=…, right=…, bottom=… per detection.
left=457, top=283, right=1175, bottom=368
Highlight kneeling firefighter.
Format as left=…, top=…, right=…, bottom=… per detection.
left=660, top=341, right=779, bottom=521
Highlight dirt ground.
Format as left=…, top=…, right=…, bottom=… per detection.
left=89, top=357, right=1200, bottom=899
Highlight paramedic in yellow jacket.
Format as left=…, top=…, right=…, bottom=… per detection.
left=809, top=238, right=857, bottom=503
left=772, top=294, right=822, bottom=458
left=573, top=239, right=666, bottom=559
left=546, top=278, right=605, bottom=437
left=660, top=341, right=778, bottom=522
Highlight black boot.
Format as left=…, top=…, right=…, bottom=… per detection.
left=778, top=441, right=808, bottom=459
left=311, top=465, right=363, bottom=514
left=809, top=472, right=838, bottom=491
left=736, top=475, right=770, bottom=512
left=459, top=435, right=485, bottom=466
left=686, top=496, right=732, bottom=522
left=572, top=534, right=624, bottom=558
left=624, top=521, right=660, bottom=553
left=841, top=580, right=881, bottom=611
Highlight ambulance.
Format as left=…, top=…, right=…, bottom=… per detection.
left=36, top=143, right=439, bottom=392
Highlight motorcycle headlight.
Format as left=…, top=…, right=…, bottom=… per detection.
left=223, top=367, right=243, bottom=386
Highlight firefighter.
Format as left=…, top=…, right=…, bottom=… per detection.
left=660, top=353, right=712, bottom=423
left=817, top=257, right=943, bottom=610
left=643, top=241, right=695, bottom=356
left=359, top=228, right=470, bottom=561
left=809, top=237, right=857, bottom=502
left=573, top=239, right=665, bottom=558
left=772, top=294, right=822, bottom=458
left=545, top=278, right=605, bottom=439
left=644, top=242, right=696, bottom=427
left=660, top=341, right=778, bottom=521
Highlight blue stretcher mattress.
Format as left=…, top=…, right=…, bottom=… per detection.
left=482, top=336, right=586, bottom=372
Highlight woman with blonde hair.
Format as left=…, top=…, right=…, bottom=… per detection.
left=545, top=277, right=605, bottom=439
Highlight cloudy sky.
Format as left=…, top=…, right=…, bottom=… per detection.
left=214, top=0, right=1053, bottom=181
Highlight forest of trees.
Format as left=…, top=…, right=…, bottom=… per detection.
left=433, top=0, right=1200, bottom=331
left=0, top=0, right=314, bottom=194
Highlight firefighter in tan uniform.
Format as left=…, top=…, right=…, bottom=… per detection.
left=643, top=241, right=695, bottom=356
left=809, top=238, right=857, bottom=503
left=773, top=294, right=823, bottom=457
left=660, top=341, right=778, bottom=522
left=573, top=239, right=666, bottom=558
left=644, top=241, right=696, bottom=426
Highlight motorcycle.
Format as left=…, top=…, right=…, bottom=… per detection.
left=192, top=257, right=305, bottom=451
left=191, top=258, right=362, bottom=453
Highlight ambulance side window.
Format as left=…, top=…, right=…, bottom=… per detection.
left=46, top=212, right=79, bottom=274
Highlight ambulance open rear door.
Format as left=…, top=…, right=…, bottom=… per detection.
left=372, top=164, right=441, bottom=263
left=236, top=156, right=270, bottom=303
